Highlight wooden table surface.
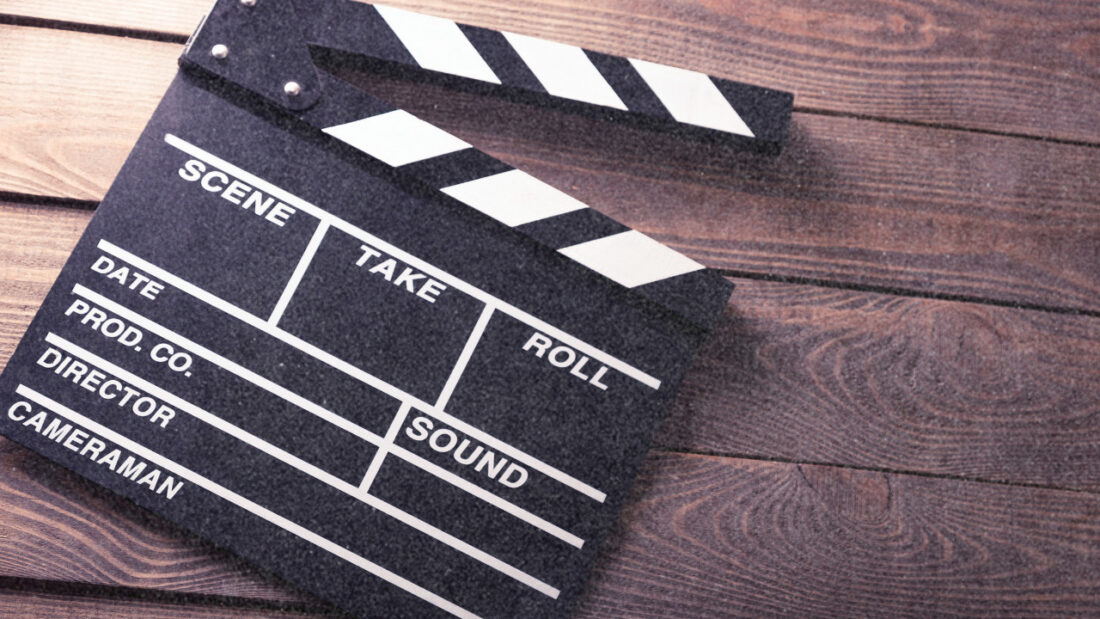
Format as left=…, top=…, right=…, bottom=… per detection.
left=1, top=0, right=1099, bottom=616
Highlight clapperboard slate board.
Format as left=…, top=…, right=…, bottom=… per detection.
left=0, top=1, right=791, bottom=617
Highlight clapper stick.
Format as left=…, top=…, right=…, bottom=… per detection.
left=182, top=0, right=792, bottom=329
left=197, top=0, right=792, bottom=152
left=302, top=0, right=793, bottom=153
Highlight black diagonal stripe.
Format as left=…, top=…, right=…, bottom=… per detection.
left=584, top=50, right=674, bottom=121
left=634, top=270, right=734, bottom=331
left=458, top=24, right=547, bottom=93
left=710, top=76, right=794, bottom=143
left=397, top=148, right=514, bottom=188
left=515, top=209, right=630, bottom=249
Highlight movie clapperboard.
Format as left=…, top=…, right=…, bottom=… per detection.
left=0, top=1, right=792, bottom=616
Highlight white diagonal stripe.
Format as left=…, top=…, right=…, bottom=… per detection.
left=558, top=230, right=704, bottom=288
left=324, top=110, right=471, bottom=167
left=374, top=4, right=500, bottom=84
left=628, top=58, right=754, bottom=137
left=501, top=31, right=626, bottom=110
left=441, top=169, right=588, bottom=227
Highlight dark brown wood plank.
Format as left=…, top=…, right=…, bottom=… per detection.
left=575, top=452, right=1100, bottom=618
left=658, top=280, right=1100, bottom=491
left=3, top=201, right=1099, bottom=490
left=5, top=0, right=1100, bottom=143
left=3, top=26, right=1098, bottom=313
left=1, top=440, right=1100, bottom=617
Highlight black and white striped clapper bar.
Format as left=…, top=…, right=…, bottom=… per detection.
left=300, top=0, right=792, bottom=154
left=0, top=1, right=792, bottom=618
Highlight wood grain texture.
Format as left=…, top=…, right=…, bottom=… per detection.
left=3, top=0, right=1099, bottom=143
left=1, top=440, right=1099, bottom=617
left=3, top=26, right=1099, bottom=312
left=658, top=280, right=1100, bottom=491
left=575, top=453, right=1100, bottom=618
left=4, top=201, right=1099, bottom=491
left=0, top=439, right=312, bottom=604
left=0, top=24, right=177, bottom=199
left=0, top=202, right=88, bottom=369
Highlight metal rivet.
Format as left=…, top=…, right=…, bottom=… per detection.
left=284, top=81, right=302, bottom=97
left=240, top=0, right=256, bottom=6
left=210, top=44, right=229, bottom=59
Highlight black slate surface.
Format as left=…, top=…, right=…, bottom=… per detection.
left=0, top=71, right=724, bottom=618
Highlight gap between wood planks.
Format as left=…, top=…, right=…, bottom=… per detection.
left=3, top=11, right=1100, bottom=152
left=795, top=106, right=1100, bottom=150
left=651, top=448, right=1100, bottom=498
left=715, top=268, right=1100, bottom=320
left=0, top=13, right=188, bottom=44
